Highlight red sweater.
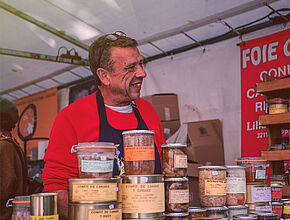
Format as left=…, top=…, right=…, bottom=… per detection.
left=42, top=92, right=165, bottom=191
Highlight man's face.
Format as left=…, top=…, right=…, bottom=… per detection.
left=106, top=47, right=146, bottom=106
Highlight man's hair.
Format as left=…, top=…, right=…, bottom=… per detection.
left=0, top=98, right=19, bottom=132
left=89, top=33, right=138, bottom=86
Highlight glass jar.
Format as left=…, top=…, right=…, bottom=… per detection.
left=266, top=98, right=288, bottom=114
left=283, top=200, right=290, bottom=219
left=188, top=207, right=206, bottom=219
left=165, top=177, right=189, bottom=213
left=6, top=195, right=30, bottom=220
left=270, top=174, right=284, bottom=185
left=247, top=202, right=272, bottom=213
left=253, top=211, right=278, bottom=220
left=270, top=183, right=282, bottom=202
left=122, top=130, right=155, bottom=175
left=162, top=143, right=187, bottom=178
left=165, top=212, right=189, bottom=220
left=246, top=184, right=271, bottom=204
left=269, top=144, right=284, bottom=151
left=205, top=206, right=228, bottom=219
left=226, top=166, right=246, bottom=206
left=198, top=166, right=227, bottom=207
left=233, top=214, right=258, bottom=219
left=271, top=202, right=282, bottom=217
left=227, top=205, right=248, bottom=219
left=236, top=157, right=267, bottom=184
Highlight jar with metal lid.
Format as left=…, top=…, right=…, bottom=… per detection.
left=165, top=177, right=189, bottom=213
left=233, top=214, right=258, bottom=219
left=228, top=205, right=248, bottom=219
left=198, top=166, right=227, bottom=207
left=122, top=130, right=155, bottom=175
left=162, top=143, right=187, bottom=177
left=6, top=196, right=30, bottom=220
left=188, top=207, right=206, bottom=219
left=253, top=211, right=279, bottom=220
left=271, top=202, right=282, bottom=217
left=165, top=212, right=189, bottom=220
left=236, top=157, right=267, bottom=184
left=270, top=183, right=282, bottom=202
left=283, top=200, right=290, bottom=219
left=205, top=206, right=228, bottom=219
left=266, top=98, right=288, bottom=114
left=226, top=166, right=246, bottom=205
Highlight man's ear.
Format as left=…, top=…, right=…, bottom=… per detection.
left=96, top=68, right=110, bottom=86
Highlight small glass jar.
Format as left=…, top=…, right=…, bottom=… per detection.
left=271, top=202, right=282, bottom=217
left=283, top=200, right=290, bottom=219
left=198, top=166, right=227, bottom=207
left=236, top=157, right=267, bottom=184
left=165, top=177, right=189, bottom=213
left=253, top=211, right=278, bottom=220
left=233, top=214, right=258, bottom=220
left=226, top=166, right=246, bottom=206
left=122, top=130, right=155, bottom=175
left=205, top=206, right=228, bottom=219
left=270, top=183, right=282, bottom=202
left=6, top=196, right=30, bottom=220
left=162, top=143, right=187, bottom=178
left=165, top=212, right=189, bottom=220
left=228, top=205, right=248, bottom=219
left=266, top=98, right=288, bottom=114
left=269, top=144, right=284, bottom=151
left=270, top=174, right=284, bottom=185
left=188, top=207, right=206, bottom=219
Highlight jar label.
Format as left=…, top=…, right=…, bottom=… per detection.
left=205, top=180, right=227, bottom=196
left=174, top=154, right=188, bottom=168
left=169, top=189, right=189, bottom=204
left=124, top=146, right=155, bottom=161
left=81, top=160, right=113, bottom=173
left=255, top=205, right=272, bottom=212
left=30, top=215, right=59, bottom=220
left=87, top=209, right=121, bottom=220
left=121, top=183, right=165, bottom=213
left=255, top=170, right=266, bottom=179
left=284, top=205, right=290, bottom=214
left=71, top=183, right=118, bottom=202
left=271, top=189, right=282, bottom=199
left=226, top=177, right=246, bottom=193
left=251, top=186, right=271, bottom=203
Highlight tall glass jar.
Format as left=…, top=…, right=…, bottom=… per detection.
left=236, top=157, right=267, bottom=184
left=198, top=166, right=227, bottom=207
left=226, top=166, right=246, bottom=206
left=6, top=195, right=30, bottom=220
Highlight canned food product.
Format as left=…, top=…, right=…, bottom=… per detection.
left=227, top=205, right=248, bottom=219
left=71, top=142, right=116, bottom=178
left=266, top=98, right=288, bottom=114
left=236, top=157, right=267, bottom=184
left=283, top=200, right=290, bottom=219
left=253, top=211, right=278, bottom=220
left=162, top=143, right=187, bottom=178
left=6, top=196, right=30, bottom=220
left=271, top=202, right=282, bottom=217
left=30, top=193, right=58, bottom=217
left=122, top=130, right=155, bottom=175
left=198, top=166, right=227, bottom=207
left=226, top=166, right=246, bottom=206
left=165, top=212, right=189, bottom=220
left=246, top=184, right=271, bottom=204
left=165, top=177, right=189, bottom=213
left=188, top=207, right=206, bottom=219
left=205, top=206, right=228, bottom=219
left=233, top=214, right=258, bottom=219
left=270, top=183, right=282, bottom=202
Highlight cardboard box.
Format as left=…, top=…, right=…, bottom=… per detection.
left=142, top=93, right=180, bottom=121
left=188, top=163, right=202, bottom=206
left=161, top=120, right=180, bottom=140
left=185, top=119, right=225, bottom=165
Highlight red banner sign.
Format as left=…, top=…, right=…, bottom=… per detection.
left=241, top=29, right=290, bottom=157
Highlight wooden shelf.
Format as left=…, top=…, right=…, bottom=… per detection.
left=261, top=150, right=290, bottom=161
left=255, top=77, right=290, bottom=99
left=258, top=112, right=290, bottom=126
left=283, top=185, right=290, bottom=196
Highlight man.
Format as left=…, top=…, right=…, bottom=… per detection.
left=0, top=98, right=27, bottom=220
left=42, top=31, right=165, bottom=219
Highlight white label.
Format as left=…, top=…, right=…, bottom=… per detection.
left=255, top=170, right=266, bottom=179
left=255, top=205, right=272, bottom=212
left=174, top=154, right=188, bottom=168
left=169, top=189, right=189, bottom=204
left=212, top=171, right=218, bottom=176
left=164, top=107, right=171, bottom=120
left=251, top=187, right=271, bottom=203
left=81, top=160, right=113, bottom=173
left=227, top=177, right=246, bottom=193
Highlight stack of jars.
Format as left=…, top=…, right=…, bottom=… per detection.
left=236, top=157, right=272, bottom=214
left=162, top=143, right=189, bottom=220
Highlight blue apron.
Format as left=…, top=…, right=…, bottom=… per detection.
left=96, top=91, right=161, bottom=176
